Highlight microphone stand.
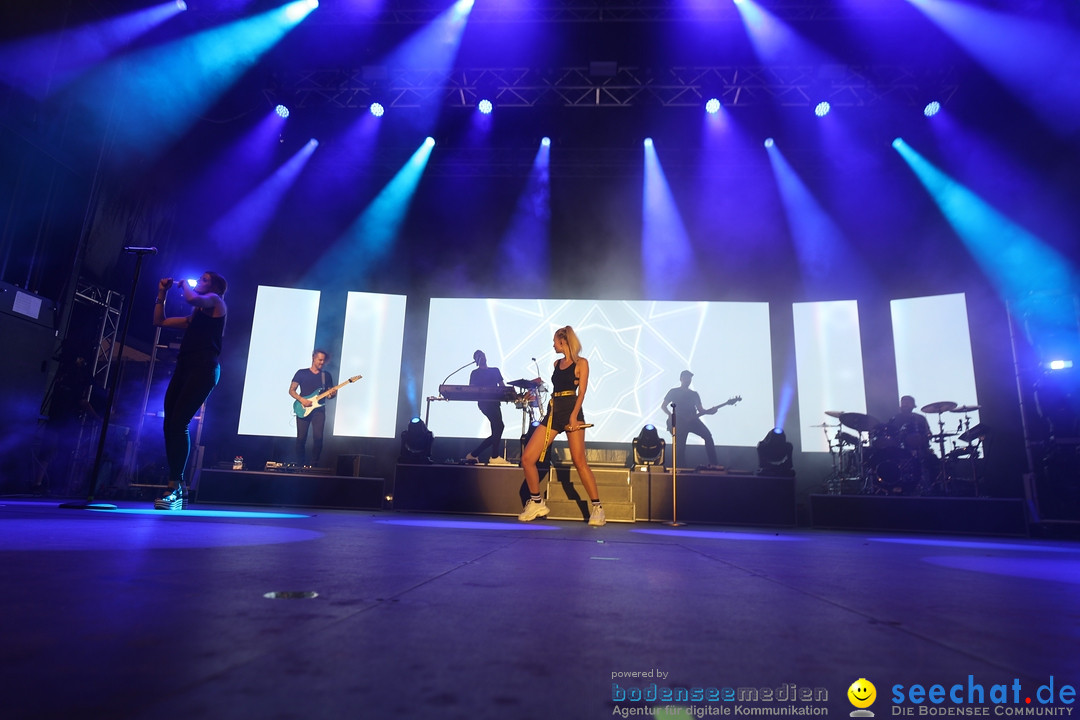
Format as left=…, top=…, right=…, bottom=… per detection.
left=61, top=246, right=157, bottom=510
left=666, top=403, right=685, bottom=526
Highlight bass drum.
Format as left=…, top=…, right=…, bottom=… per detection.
left=868, top=447, right=919, bottom=495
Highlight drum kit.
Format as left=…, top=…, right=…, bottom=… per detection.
left=817, top=401, right=988, bottom=496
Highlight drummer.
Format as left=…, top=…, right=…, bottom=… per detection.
left=889, top=395, right=931, bottom=451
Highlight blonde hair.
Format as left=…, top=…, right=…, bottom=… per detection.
left=555, top=325, right=582, bottom=362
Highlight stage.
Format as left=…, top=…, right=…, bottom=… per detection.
left=1, top=498, right=1076, bottom=719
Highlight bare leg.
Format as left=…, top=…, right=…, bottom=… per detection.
left=566, top=429, right=600, bottom=501
left=521, top=426, right=554, bottom=495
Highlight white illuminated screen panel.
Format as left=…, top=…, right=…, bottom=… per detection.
left=237, top=286, right=407, bottom=439
left=238, top=286, right=321, bottom=437
left=422, top=299, right=774, bottom=446
left=793, top=300, right=867, bottom=452
left=334, top=291, right=407, bottom=438
left=891, top=293, right=979, bottom=429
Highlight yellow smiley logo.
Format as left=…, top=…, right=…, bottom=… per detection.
left=848, top=678, right=877, bottom=709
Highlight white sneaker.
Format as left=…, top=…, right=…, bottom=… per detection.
left=463, top=453, right=479, bottom=464
left=488, top=456, right=514, bottom=466
left=588, top=504, right=606, bottom=527
left=518, top=499, right=550, bottom=522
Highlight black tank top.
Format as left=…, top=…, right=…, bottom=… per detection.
left=551, top=360, right=578, bottom=394
left=178, top=310, right=225, bottom=365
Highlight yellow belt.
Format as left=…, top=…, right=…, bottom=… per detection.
left=539, top=392, right=577, bottom=461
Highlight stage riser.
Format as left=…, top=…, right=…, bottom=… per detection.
left=809, top=495, right=1029, bottom=536
left=392, top=464, right=797, bottom=527
left=198, top=469, right=385, bottom=510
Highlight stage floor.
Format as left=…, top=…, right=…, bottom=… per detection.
left=1, top=499, right=1077, bottom=719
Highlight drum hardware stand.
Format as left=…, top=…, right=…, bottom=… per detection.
left=666, top=403, right=684, bottom=526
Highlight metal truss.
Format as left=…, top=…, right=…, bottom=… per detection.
left=74, top=279, right=124, bottom=390
left=302, top=0, right=915, bottom=25
left=270, top=64, right=960, bottom=111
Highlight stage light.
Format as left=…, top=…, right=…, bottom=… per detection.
left=369, top=102, right=385, bottom=117
left=478, top=99, right=493, bottom=114
left=705, top=98, right=721, bottom=114
left=1049, top=360, right=1074, bottom=371
left=285, top=0, right=319, bottom=22
left=541, top=137, right=551, bottom=147
left=814, top=101, right=830, bottom=117
left=307, top=138, right=318, bottom=148
left=185, top=278, right=197, bottom=288
left=644, top=137, right=653, bottom=148
left=274, top=104, right=290, bottom=118
left=399, top=417, right=434, bottom=464
left=924, top=101, right=941, bottom=117
left=756, top=428, right=794, bottom=477
left=632, top=424, right=665, bottom=467
left=424, top=136, right=436, bottom=147
left=176, top=0, right=187, bottom=9
left=764, top=138, right=775, bottom=148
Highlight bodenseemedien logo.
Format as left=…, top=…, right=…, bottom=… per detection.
left=849, top=678, right=877, bottom=718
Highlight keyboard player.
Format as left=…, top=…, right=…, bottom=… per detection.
left=464, top=350, right=510, bottom=465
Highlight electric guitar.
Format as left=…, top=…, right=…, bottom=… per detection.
left=667, top=395, right=742, bottom=434
left=293, top=375, right=363, bottom=418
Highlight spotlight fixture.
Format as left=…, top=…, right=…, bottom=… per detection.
left=274, top=104, right=290, bottom=119
left=399, top=417, right=434, bottom=464
left=541, top=137, right=551, bottom=147
left=923, top=101, right=941, bottom=117
left=705, top=98, right=721, bottom=115
left=644, top=137, right=654, bottom=148
left=369, top=102, right=385, bottom=117
left=756, top=428, right=794, bottom=477
left=764, top=138, right=775, bottom=148
left=176, top=0, right=187, bottom=9
left=632, top=424, right=665, bottom=467
left=814, top=101, right=831, bottom=117
left=477, top=99, right=493, bottom=115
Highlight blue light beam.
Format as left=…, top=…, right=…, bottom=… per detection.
left=62, top=0, right=318, bottom=166
left=892, top=138, right=1078, bottom=336
left=642, top=141, right=695, bottom=299
left=303, top=137, right=436, bottom=285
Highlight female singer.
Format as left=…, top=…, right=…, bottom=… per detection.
left=152, top=272, right=227, bottom=510
left=518, top=325, right=605, bottom=526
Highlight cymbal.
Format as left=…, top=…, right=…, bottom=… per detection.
left=508, top=378, right=542, bottom=389
left=921, top=401, right=958, bottom=414
left=950, top=404, right=981, bottom=413
left=959, top=423, right=988, bottom=443
left=838, top=412, right=879, bottom=432
left=824, top=410, right=846, bottom=419
left=808, top=422, right=833, bottom=428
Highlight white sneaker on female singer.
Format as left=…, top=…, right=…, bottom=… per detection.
left=518, top=499, right=549, bottom=522
left=588, top=504, right=606, bottom=527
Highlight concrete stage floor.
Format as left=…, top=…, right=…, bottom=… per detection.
left=1, top=499, right=1078, bottom=720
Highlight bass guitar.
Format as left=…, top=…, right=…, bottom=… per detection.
left=294, top=375, right=363, bottom=418
left=667, top=395, right=742, bottom=434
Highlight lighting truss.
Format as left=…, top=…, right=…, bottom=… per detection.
left=269, top=64, right=960, bottom=110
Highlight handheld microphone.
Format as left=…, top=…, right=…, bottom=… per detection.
left=122, top=246, right=158, bottom=254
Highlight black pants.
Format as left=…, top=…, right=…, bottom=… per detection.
left=673, top=416, right=718, bottom=468
left=469, top=402, right=505, bottom=459
left=296, top=410, right=326, bottom=465
left=162, top=360, right=219, bottom=485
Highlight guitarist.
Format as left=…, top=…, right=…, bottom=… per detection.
left=289, top=349, right=336, bottom=467
left=661, top=370, right=723, bottom=470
